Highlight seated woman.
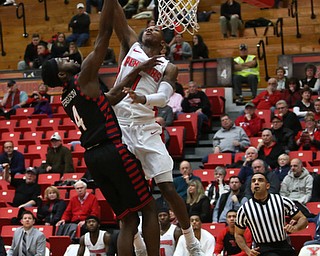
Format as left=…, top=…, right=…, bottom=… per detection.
left=37, top=186, right=67, bottom=225
left=186, top=179, right=211, bottom=223
left=282, top=77, right=301, bottom=108
left=63, top=42, right=83, bottom=65
left=293, top=86, right=315, bottom=119
left=295, top=112, right=320, bottom=156
left=50, top=32, right=69, bottom=58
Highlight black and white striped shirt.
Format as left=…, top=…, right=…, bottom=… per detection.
left=236, top=193, right=298, bottom=244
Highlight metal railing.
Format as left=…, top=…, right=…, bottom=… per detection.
left=38, top=0, right=49, bottom=21
left=275, top=18, right=284, bottom=55
left=310, top=0, right=316, bottom=19
left=16, top=2, right=28, bottom=37
left=0, top=20, right=6, bottom=56
left=257, top=40, right=269, bottom=82
left=288, top=0, right=301, bottom=38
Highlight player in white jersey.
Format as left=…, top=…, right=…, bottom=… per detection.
left=159, top=208, right=182, bottom=256
left=78, top=216, right=110, bottom=256
left=111, top=1, right=204, bottom=255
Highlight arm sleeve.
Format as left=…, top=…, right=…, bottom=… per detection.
left=145, top=81, right=173, bottom=107
left=35, top=233, right=47, bottom=256
left=53, top=200, right=67, bottom=225
left=214, top=228, right=226, bottom=254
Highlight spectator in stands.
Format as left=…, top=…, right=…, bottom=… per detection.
left=257, top=129, right=285, bottom=169
left=0, top=141, right=25, bottom=176
left=251, top=77, right=282, bottom=110
left=233, top=44, right=259, bottom=104
left=275, top=66, right=288, bottom=91
left=50, top=32, right=69, bottom=58
left=186, top=179, right=211, bottom=223
left=214, top=209, right=252, bottom=256
left=33, top=42, right=51, bottom=69
left=280, top=158, right=314, bottom=217
left=295, top=112, right=320, bottom=154
left=7, top=210, right=46, bottom=256
left=219, top=0, right=242, bottom=38
left=238, top=146, right=258, bottom=184
left=282, top=77, right=301, bottom=108
left=173, top=214, right=215, bottom=256
left=273, top=153, right=290, bottom=182
left=293, top=86, right=315, bottom=118
left=3, top=165, right=41, bottom=208
left=205, top=166, right=230, bottom=209
left=181, top=81, right=211, bottom=135
left=66, top=3, right=91, bottom=47
left=64, top=42, right=83, bottom=65
left=244, top=159, right=280, bottom=199
left=0, top=80, right=28, bottom=119
left=25, top=84, right=53, bottom=117
left=275, top=100, right=302, bottom=136
left=314, top=98, right=320, bottom=121
left=168, top=86, right=183, bottom=118
left=159, top=206, right=182, bottom=256
left=77, top=216, right=110, bottom=256
left=235, top=102, right=262, bottom=137
left=270, top=115, right=295, bottom=152
left=211, top=114, right=250, bottom=155
left=17, top=33, right=46, bottom=70
left=212, top=176, right=247, bottom=223
left=169, top=34, right=192, bottom=62
left=37, top=186, right=67, bottom=226
left=299, top=63, right=320, bottom=94
left=39, top=132, right=74, bottom=176
left=192, top=34, right=208, bottom=59
left=56, top=180, right=100, bottom=230
left=173, top=160, right=201, bottom=201
left=86, top=0, right=102, bottom=14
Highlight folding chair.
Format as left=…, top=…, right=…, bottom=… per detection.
left=166, top=126, right=185, bottom=159
left=204, top=153, right=232, bottom=169
left=289, top=151, right=313, bottom=167
left=173, top=113, right=198, bottom=144
left=193, top=169, right=214, bottom=189
left=204, top=87, right=226, bottom=118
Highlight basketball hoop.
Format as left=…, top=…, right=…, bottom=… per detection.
left=157, top=0, right=200, bottom=35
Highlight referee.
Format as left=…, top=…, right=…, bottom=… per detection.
left=235, top=172, right=308, bottom=256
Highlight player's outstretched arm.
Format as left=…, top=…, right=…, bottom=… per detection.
left=77, top=236, right=85, bottom=256
left=78, top=0, right=116, bottom=98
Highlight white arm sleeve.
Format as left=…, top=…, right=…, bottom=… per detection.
left=145, top=81, right=173, bottom=107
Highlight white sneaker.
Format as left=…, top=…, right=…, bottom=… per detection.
left=187, top=241, right=205, bottom=256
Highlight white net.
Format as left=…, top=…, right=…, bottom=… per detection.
left=157, top=0, right=200, bottom=35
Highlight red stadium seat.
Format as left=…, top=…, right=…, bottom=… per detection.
left=289, top=151, right=313, bottom=167
left=59, top=118, right=77, bottom=132
left=14, top=119, right=38, bottom=133
left=204, top=87, right=226, bottom=118
left=225, top=168, right=241, bottom=181
left=38, top=173, right=61, bottom=185
left=204, top=153, right=232, bottom=169
left=26, top=144, right=48, bottom=160
left=95, top=188, right=117, bottom=225
left=19, top=131, right=44, bottom=147
left=64, top=130, right=81, bottom=144
left=250, top=137, right=262, bottom=148
left=0, top=132, right=21, bottom=145
left=0, top=190, right=15, bottom=206
left=306, top=202, right=320, bottom=215
left=255, top=109, right=271, bottom=124
left=10, top=107, right=34, bottom=120
left=289, top=234, right=313, bottom=253
left=1, top=225, right=20, bottom=245
left=173, top=113, right=198, bottom=144
left=201, top=223, right=226, bottom=237
left=166, top=126, right=185, bottom=159
left=0, top=207, right=19, bottom=229
left=36, top=118, right=61, bottom=132
left=48, top=236, right=71, bottom=256
left=193, top=169, right=214, bottom=188
left=62, top=173, right=84, bottom=181
left=234, top=152, right=245, bottom=162
left=0, top=120, right=17, bottom=134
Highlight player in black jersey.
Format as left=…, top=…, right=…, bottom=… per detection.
left=41, top=0, right=162, bottom=255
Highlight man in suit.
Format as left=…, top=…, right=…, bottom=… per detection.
left=7, top=210, right=46, bottom=256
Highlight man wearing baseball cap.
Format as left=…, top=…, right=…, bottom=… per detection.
left=39, top=132, right=74, bottom=176
left=233, top=44, right=260, bottom=104
left=235, top=101, right=262, bottom=137
left=66, top=2, right=91, bottom=47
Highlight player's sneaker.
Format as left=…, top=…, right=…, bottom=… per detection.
left=187, top=241, right=205, bottom=256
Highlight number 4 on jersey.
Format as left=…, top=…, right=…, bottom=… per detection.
left=72, top=105, right=87, bottom=131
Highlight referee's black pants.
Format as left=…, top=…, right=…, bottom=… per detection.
left=257, top=240, right=295, bottom=256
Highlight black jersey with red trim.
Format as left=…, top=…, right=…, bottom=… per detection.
left=61, top=75, right=122, bottom=149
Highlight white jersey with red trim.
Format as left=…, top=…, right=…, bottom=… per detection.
left=84, top=230, right=107, bottom=256
left=113, top=42, right=169, bottom=123
left=160, top=224, right=178, bottom=256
